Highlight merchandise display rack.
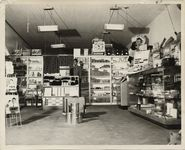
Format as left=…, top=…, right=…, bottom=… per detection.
left=128, top=65, right=181, bottom=128
left=12, top=56, right=43, bottom=106
left=75, top=55, right=128, bottom=105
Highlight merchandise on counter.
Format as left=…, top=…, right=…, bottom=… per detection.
left=166, top=103, right=174, bottom=115
left=44, top=87, right=52, bottom=96
left=59, top=66, right=70, bottom=76
left=170, top=108, right=177, bottom=118
left=73, top=48, right=81, bottom=57
left=84, top=48, right=89, bottom=56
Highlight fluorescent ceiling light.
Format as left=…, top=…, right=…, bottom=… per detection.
left=104, top=24, right=124, bottom=31
left=38, top=25, right=58, bottom=32
left=105, top=44, right=113, bottom=48
left=51, top=44, right=66, bottom=48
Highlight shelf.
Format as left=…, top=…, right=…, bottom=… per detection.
left=112, top=83, right=121, bottom=84
left=91, top=62, right=110, bottom=64
left=132, top=93, right=180, bottom=100
left=88, top=103, right=113, bottom=105
left=28, top=70, right=42, bottom=71
left=28, top=76, right=42, bottom=78
left=90, top=76, right=110, bottom=78
left=91, top=89, right=111, bottom=91
left=91, top=83, right=110, bottom=85
left=112, top=76, right=124, bottom=77
left=43, top=85, right=79, bottom=87
left=112, top=69, right=127, bottom=70
left=91, top=95, right=110, bottom=97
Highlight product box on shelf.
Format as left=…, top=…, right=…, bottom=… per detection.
left=92, top=40, right=105, bottom=54
left=22, top=49, right=31, bottom=56
left=31, top=49, right=42, bottom=56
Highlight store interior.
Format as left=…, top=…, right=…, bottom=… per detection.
left=4, top=2, right=181, bottom=145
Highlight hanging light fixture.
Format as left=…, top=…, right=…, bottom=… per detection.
left=104, top=24, right=124, bottom=31
left=165, top=4, right=177, bottom=35
left=50, top=35, right=66, bottom=48
left=38, top=25, right=58, bottom=32
left=50, top=43, right=66, bottom=48
left=37, top=6, right=58, bottom=32
left=104, top=5, right=124, bottom=31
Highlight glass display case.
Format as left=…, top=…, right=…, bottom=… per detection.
left=111, top=56, right=128, bottom=104
left=128, top=66, right=181, bottom=128
left=90, top=57, right=111, bottom=104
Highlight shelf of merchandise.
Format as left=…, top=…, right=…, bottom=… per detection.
left=90, top=56, right=112, bottom=104
left=74, top=55, right=129, bottom=105
left=11, top=56, right=43, bottom=106
left=127, top=66, right=181, bottom=128
left=27, top=56, right=43, bottom=90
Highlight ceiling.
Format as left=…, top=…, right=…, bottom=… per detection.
left=5, top=3, right=165, bottom=54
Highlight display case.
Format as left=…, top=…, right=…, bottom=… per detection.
left=128, top=66, right=181, bottom=128
left=43, top=74, right=79, bottom=108
left=111, top=56, right=128, bottom=104
left=90, top=56, right=111, bottom=104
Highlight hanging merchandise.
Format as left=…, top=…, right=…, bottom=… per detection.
left=5, top=61, right=14, bottom=75
left=5, top=94, right=20, bottom=115
left=6, top=77, right=17, bottom=93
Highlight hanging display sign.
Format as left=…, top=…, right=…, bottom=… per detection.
left=131, top=34, right=146, bottom=44
left=5, top=61, right=14, bottom=75
left=134, top=50, right=150, bottom=66
left=6, top=77, right=17, bottom=93
left=31, top=49, right=42, bottom=56
left=5, top=94, right=20, bottom=115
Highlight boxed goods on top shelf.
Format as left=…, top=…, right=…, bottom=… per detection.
left=91, top=58, right=110, bottom=63
left=43, top=74, right=79, bottom=86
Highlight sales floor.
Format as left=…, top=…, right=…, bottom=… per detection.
left=6, top=105, right=176, bottom=145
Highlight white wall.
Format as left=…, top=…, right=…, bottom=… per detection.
left=147, top=5, right=181, bottom=45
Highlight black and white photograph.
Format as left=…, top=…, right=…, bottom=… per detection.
left=0, top=0, right=184, bottom=149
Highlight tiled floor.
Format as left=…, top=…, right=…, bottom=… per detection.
left=6, top=105, right=175, bottom=145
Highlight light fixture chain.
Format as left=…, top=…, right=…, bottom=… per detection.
left=165, top=5, right=176, bottom=34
